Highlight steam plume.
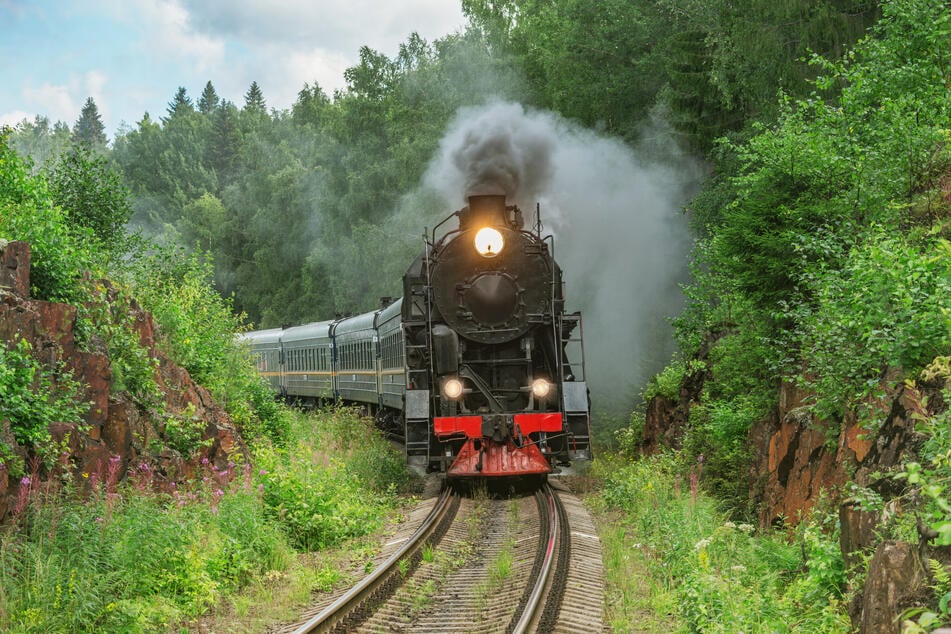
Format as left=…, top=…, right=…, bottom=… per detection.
left=425, top=102, right=702, bottom=421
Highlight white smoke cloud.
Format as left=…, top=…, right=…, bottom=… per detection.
left=426, top=102, right=703, bottom=416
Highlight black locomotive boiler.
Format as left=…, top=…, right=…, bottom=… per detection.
left=241, top=193, right=591, bottom=479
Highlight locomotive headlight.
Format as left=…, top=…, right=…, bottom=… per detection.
left=474, top=227, right=504, bottom=258
left=531, top=378, right=552, bottom=399
left=442, top=377, right=464, bottom=400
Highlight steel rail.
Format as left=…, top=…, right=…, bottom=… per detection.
left=510, top=483, right=561, bottom=634
left=293, top=486, right=456, bottom=633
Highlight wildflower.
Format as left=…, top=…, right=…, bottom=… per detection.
left=82, top=472, right=89, bottom=479
left=698, top=548, right=710, bottom=570
left=259, top=469, right=267, bottom=476
left=723, top=521, right=736, bottom=530
left=21, top=476, right=31, bottom=486
left=201, top=457, right=210, bottom=466
left=694, top=537, right=712, bottom=551
left=738, top=523, right=755, bottom=534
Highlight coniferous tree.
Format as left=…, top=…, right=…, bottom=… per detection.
left=72, top=97, right=107, bottom=148
left=166, top=86, right=195, bottom=120
left=198, top=81, right=220, bottom=115
left=243, top=81, right=267, bottom=114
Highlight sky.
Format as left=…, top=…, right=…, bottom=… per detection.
left=0, top=0, right=467, bottom=140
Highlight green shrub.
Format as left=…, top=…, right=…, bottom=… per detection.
left=162, top=403, right=212, bottom=457
left=796, top=233, right=951, bottom=423
left=1, top=131, right=97, bottom=304
left=0, top=338, right=89, bottom=451
left=123, top=243, right=290, bottom=447
left=598, top=453, right=850, bottom=633
left=644, top=357, right=686, bottom=402
left=253, top=408, right=406, bottom=551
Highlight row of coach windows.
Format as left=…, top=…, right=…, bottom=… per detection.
left=285, top=347, right=331, bottom=372
left=341, top=340, right=374, bottom=370
left=380, top=333, right=403, bottom=369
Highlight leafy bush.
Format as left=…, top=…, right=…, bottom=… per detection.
left=0, top=338, right=89, bottom=452
left=643, top=357, right=686, bottom=402
left=253, top=408, right=406, bottom=551
left=1, top=131, right=97, bottom=304
left=796, top=234, right=951, bottom=423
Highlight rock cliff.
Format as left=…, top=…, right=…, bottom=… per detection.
left=0, top=240, right=244, bottom=520
left=642, top=330, right=949, bottom=632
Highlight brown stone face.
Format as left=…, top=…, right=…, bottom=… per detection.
left=0, top=241, right=31, bottom=299
left=0, top=241, right=246, bottom=521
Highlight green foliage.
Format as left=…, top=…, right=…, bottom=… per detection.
left=643, top=356, right=686, bottom=403
left=464, top=0, right=876, bottom=148
left=81, top=284, right=161, bottom=408
left=45, top=143, right=133, bottom=249
left=0, top=338, right=89, bottom=449
left=162, top=404, right=212, bottom=457
left=0, top=470, right=292, bottom=632
left=795, top=234, right=951, bottom=422
left=123, top=242, right=290, bottom=446
left=0, top=131, right=97, bottom=304
left=252, top=408, right=406, bottom=551
left=897, top=378, right=951, bottom=545
left=598, top=453, right=850, bottom=632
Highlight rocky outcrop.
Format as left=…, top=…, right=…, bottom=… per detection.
left=858, top=542, right=929, bottom=634
left=0, top=241, right=245, bottom=520
left=642, top=334, right=714, bottom=454
left=644, top=335, right=950, bottom=633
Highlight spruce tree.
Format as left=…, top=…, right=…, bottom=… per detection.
left=166, top=86, right=194, bottom=120
left=243, top=81, right=267, bottom=114
left=72, top=97, right=107, bottom=148
left=198, top=81, right=220, bottom=115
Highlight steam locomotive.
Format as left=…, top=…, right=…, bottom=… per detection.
left=240, top=194, right=591, bottom=479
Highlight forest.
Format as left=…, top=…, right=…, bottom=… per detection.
left=3, top=0, right=951, bottom=630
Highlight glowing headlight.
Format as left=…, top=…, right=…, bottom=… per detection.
left=474, top=227, right=504, bottom=258
left=531, top=378, right=552, bottom=399
left=442, top=377, right=464, bottom=400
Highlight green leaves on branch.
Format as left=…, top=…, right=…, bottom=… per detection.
left=0, top=338, right=89, bottom=449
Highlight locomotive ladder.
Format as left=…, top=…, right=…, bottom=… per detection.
left=403, top=321, right=432, bottom=470
left=403, top=239, right=436, bottom=471
left=559, top=313, right=592, bottom=460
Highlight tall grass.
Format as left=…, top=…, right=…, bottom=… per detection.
left=595, top=453, right=851, bottom=633
left=0, top=407, right=410, bottom=633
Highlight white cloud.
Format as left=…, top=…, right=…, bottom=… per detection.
left=22, top=82, right=76, bottom=122
left=119, top=0, right=225, bottom=71
left=18, top=71, right=110, bottom=126
left=0, top=110, right=33, bottom=128
left=180, top=0, right=465, bottom=55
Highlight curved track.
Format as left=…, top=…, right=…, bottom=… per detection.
left=278, top=483, right=604, bottom=633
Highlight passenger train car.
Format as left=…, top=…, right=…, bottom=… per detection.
left=240, top=194, right=591, bottom=479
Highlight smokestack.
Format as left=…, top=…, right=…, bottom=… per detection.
left=460, top=194, right=508, bottom=231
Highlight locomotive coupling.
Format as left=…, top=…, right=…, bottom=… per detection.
left=482, top=414, right=513, bottom=443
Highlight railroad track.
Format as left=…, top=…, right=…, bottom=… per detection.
left=279, top=482, right=604, bottom=633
